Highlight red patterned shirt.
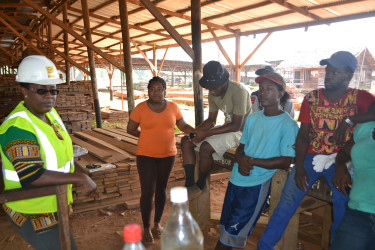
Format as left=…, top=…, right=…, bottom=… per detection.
left=298, top=88, right=375, bottom=154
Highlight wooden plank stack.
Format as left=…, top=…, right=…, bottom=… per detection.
left=0, top=77, right=95, bottom=134
left=101, top=108, right=129, bottom=120
left=55, top=81, right=95, bottom=134
left=71, top=128, right=186, bottom=213
left=0, top=74, right=22, bottom=119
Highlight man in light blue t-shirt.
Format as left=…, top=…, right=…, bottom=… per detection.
left=215, top=72, right=299, bottom=250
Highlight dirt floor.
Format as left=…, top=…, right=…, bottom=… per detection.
left=0, top=176, right=324, bottom=250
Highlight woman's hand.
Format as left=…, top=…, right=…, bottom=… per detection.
left=79, top=173, right=99, bottom=198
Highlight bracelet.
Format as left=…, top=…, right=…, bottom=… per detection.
left=343, top=116, right=355, bottom=127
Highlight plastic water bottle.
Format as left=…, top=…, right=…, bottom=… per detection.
left=161, top=186, right=204, bottom=250
left=122, top=224, right=146, bottom=250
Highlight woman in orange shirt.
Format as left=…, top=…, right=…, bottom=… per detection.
left=127, top=76, right=194, bottom=245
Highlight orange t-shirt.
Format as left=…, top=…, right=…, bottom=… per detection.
left=130, top=100, right=183, bottom=158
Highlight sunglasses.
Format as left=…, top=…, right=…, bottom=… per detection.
left=29, top=88, right=60, bottom=96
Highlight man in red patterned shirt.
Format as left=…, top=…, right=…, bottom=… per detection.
left=258, top=51, right=375, bottom=249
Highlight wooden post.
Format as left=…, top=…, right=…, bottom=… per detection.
left=153, top=45, right=157, bottom=72
left=56, top=185, right=71, bottom=250
left=190, top=0, right=210, bottom=233
left=0, top=185, right=71, bottom=250
left=119, top=0, right=135, bottom=114
left=191, top=0, right=203, bottom=127
left=81, top=0, right=102, bottom=128
left=120, top=42, right=124, bottom=111
left=62, top=3, right=70, bottom=85
left=234, top=30, right=241, bottom=82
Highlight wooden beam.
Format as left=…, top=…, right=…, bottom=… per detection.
left=139, top=0, right=194, bottom=60
left=157, top=47, right=168, bottom=76
left=127, top=0, right=234, bottom=33
left=240, top=32, right=272, bottom=70
left=131, top=39, right=157, bottom=76
left=153, top=45, right=157, bottom=71
left=0, top=14, right=65, bottom=74
left=118, top=0, right=135, bottom=113
left=81, top=0, right=102, bottom=128
left=204, top=1, right=271, bottom=21
left=191, top=0, right=203, bottom=127
left=234, top=31, right=240, bottom=82
left=240, top=11, right=375, bottom=37
left=208, top=27, right=234, bottom=70
left=0, top=46, right=16, bottom=61
left=63, top=3, right=70, bottom=85
left=23, top=0, right=125, bottom=73
left=0, top=11, right=90, bottom=75
left=68, top=6, right=171, bottom=39
left=270, top=0, right=321, bottom=21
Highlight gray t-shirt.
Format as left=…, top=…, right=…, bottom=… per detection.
left=208, top=80, right=251, bottom=131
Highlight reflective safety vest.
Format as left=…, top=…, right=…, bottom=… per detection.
left=0, top=101, right=74, bottom=214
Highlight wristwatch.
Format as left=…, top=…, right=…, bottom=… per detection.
left=343, top=116, right=355, bottom=127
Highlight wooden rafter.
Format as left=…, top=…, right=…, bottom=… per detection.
left=131, top=39, right=157, bottom=75
left=0, top=17, right=65, bottom=74
left=139, top=0, right=194, bottom=59
left=0, top=11, right=90, bottom=75
left=270, top=0, right=321, bottom=21
left=23, top=0, right=125, bottom=73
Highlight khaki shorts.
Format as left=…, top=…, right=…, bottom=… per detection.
left=195, top=131, right=242, bottom=161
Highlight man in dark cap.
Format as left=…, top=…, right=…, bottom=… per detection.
left=258, top=51, right=375, bottom=249
left=251, top=66, right=295, bottom=118
left=181, top=60, right=251, bottom=200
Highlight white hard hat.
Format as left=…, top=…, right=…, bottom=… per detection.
left=16, top=55, right=63, bottom=85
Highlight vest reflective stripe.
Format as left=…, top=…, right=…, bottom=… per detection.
left=3, top=111, right=71, bottom=182
left=49, top=110, right=74, bottom=170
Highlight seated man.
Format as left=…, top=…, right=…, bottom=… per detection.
left=181, top=60, right=251, bottom=200
left=257, top=51, right=375, bottom=249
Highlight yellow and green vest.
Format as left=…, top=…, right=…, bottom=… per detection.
left=0, top=101, right=74, bottom=214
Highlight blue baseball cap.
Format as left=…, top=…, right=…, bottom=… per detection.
left=255, top=66, right=275, bottom=76
left=320, top=51, right=358, bottom=73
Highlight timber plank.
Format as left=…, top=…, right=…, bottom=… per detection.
left=71, top=135, right=112, bottom=160
left=71, top=135, right=120, bottom=163
left=92, top=129, right=138, bottom=154
left=76, top=130, right=132, bottom=159
left=100, top=128, right=139, bottom=143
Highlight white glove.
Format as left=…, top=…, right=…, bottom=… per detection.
left=312, top=153, right=337, bottom=172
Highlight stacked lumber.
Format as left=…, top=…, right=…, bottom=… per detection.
left=0, top=74, right=22, bottom=119
left=55, top=81, right=95, bottom=133
left=71, top=128, right=186, bottom=213
left=0, top=77, right=95, bottom=134
left=101, top=108, right=128, bottom=120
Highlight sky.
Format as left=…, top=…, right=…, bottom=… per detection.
left=144, top=16, right=375, bottom=65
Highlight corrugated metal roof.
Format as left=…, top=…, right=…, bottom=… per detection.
left=0, top=0, right=374, bottom=69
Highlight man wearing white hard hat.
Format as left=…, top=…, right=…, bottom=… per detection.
left=0, top=55, right=98, bottom=249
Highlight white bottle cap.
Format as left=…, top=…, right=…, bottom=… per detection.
left=170, top=186, right=188, bottom=203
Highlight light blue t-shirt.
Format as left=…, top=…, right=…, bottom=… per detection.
left=229, top=111, right=299, bottom=187
left=348, top=121, right=375, bottom=213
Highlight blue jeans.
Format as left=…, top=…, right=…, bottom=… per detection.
left=258, top=153, right=349, bottom=250
left=330, top=207, right=375, bottom=250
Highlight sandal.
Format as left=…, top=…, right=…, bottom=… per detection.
left=142, top=230, right=154, bottom=245
left=151, top=225, right=163, bottom=238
